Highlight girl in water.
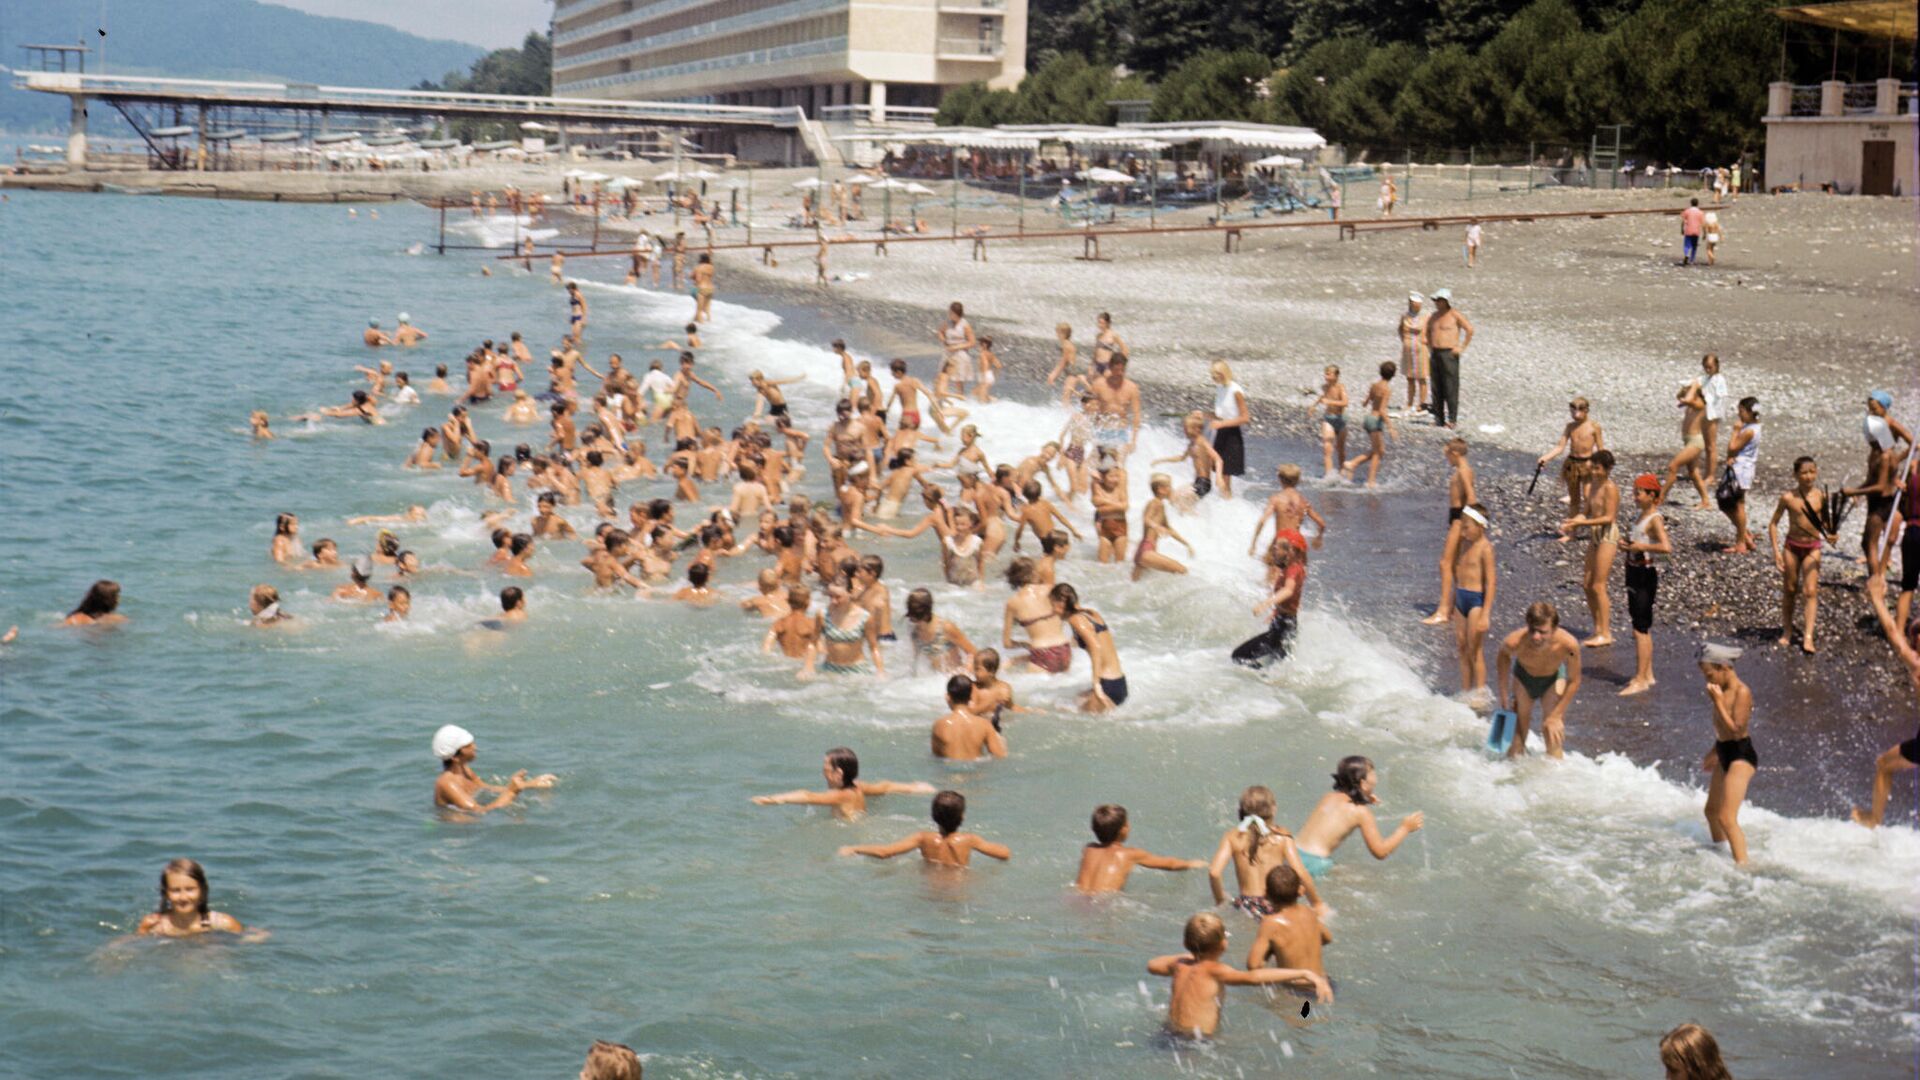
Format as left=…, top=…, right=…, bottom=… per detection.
left=904, top=588, right=976, bottom=675
left=1132, top=475, right=1194, bottom=581
left=250, top=584, right=293, bottom=627
left=271, top=513, right=300, bottom=565
left=1052, top=583, right=1128, bottom=711
left=1293, top=756, right=1425, bottom=880
left=136, top=858, right=257, bottom=938
left=64, top=580, right=126, bottom=627
left=817, top=581, right=884, bottom=676
left=404, top=428, right=443, bottom=469
left=1206, top=785, right=1326, bottom=918
left=1002, top=557, right=1072, bottom=674
left=1091, top=311, right=1127, bottom=375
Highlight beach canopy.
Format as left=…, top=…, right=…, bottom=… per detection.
left=1253, top=153, right=1304, bottom=167
left=791, top=177, right=824, bottom=189
left=862, top=177, right=914, bottom=190
left=903, top=182, right=936, bottom=195
left=1078, top=167, right=1136, bottom=184
left=150, top=126, right=195, bottom=138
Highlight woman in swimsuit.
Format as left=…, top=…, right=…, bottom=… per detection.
left=817, top=581, right=884, bottom=676
left=136, top=858, right=257, bottom=939
left=1057, top=397, right=1096, bottom=498
left=1051, top=582, right=1127, bottom=711
left=936, top=301, right=977, bottom=394
left=1091, top=311, right=1127, bottom=376
left=1133, top=475, right=1194, bottom=581
left=1718, top=397, right=1761, bottom=553
left=1767, top=455, right=1837, bottom=654
left=905, top=588, right=976, bottom=675
left=1002, top=557, right=1072, bottom=674
left=1660, top=379, right=1710, bottom=509
left=271, top=513, right=300, bottom=565
left=64, top=579, right=127, bottom=627
left=1091, top=465, right=1130, bottom=565
left=1697, top=644, right=1755, bottom=864
left=1559, top=449, right=1621, bottom=647
left=1293, top=756, right=1424, bottom=881
left=1311, top=366, right=1349, bottom=480
left=1206, top=785, right=1325, bottom=918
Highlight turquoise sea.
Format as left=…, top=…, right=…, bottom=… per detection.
left=0, top=190, right=1914, bottom=1077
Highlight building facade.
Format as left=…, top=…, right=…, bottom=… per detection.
left=551, top=0, right=1026, bottom=122
left=1764, top=79, right=1916, bottom=195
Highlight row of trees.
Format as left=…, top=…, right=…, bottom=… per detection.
left=414, top=30, right=552, bottom=141
left=943, top=0, right=1818, bottom=165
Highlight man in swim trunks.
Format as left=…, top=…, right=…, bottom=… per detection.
left=363, top=319, right=393, bottom=347
left=1450, top=505, right=1496, bottom=697
left=393, top=314, right=428, bottom=346
left=1493, top=601, right=1582, bottom=758
left=1697, top=643, right=1755, bottom=863
left=1089, top=356, right=1143, bottom=456
left=931, top=676, right=1007, bottom=760
left=1538, top=397, right=1603, bottom=510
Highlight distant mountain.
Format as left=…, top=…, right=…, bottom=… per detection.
left=1, top=0, right=488, bottom=133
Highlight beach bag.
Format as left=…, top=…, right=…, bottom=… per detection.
left=1714, top=465, right=1740, bottom=507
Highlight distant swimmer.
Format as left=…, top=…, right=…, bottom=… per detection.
left=580, top=1041, right=642, bottom=1080
left=1148, top=912, right=1330, bottom=1040
left=1658, top=1023, right=1732, bottom=1080
left=392, top=372, right=419, bottom=405
left=670, top=561, right=717, bottom=605
left=478, top=586, right=530, bottom=629
left=363, top=319, right=394, bottom=347
left=383, top=585, right=410, bottom=622
left=393, top=313, right=428, bottom=346
left=1073, top=804, right=1203, bottom=893
left=293, top=389, right=384, bottom=425
left=930, top=675, right=1007, bottom=760
left=249, top=584, right=293, bottom=628
left=751, top=746, right=935, bottom=820
left=136, top=858, right=260, bottom=939
left=63, top=579, right=125, bottom=627
left=271, top=513, right=302, bottom=565
left=431, top=724, right=554, bottom=814
left=1244, top=865, right=1332, bottom=998
left=1293, top=756, right=1425, bottom=878
left=740, top=568, right=789, bottom=618
left=332, top=558, right=380, bottom=603
left=1854, top=575, right=1919, bottom=828
left=249, top=411, right=274, bottom=440
left=838, top=790, right=1010, bottom=866
left=1207, top=785, right=1325, bottom=918
left=1695, top=643, right=1754, bottom=865
left=1493, top=602, right=1583, bottom=758
left=1448, top=505, right=1496, bottom=696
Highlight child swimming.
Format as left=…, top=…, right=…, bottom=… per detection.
left=1147, top=912, right=1330, bottom=1039
left=1073, top=804, right=1204, bottom=893
left=751, top=747, right=935, bottom=820
left=838, top=790, right=1010, bottom=866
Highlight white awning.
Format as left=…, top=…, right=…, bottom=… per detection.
left=1119, top=123, right=1325, bottom=151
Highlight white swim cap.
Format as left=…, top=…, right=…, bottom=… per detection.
left=398, top=312, right=411, bottom=324
left=432, top=724, right=474, bottom=760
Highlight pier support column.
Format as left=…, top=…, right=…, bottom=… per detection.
left=66, top=96, right=88, bottom=167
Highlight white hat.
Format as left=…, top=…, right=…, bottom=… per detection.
left=1408, top=292, right=1424, bottom=304
left=1431, top=287, right=1453, bottom=303
left=432, top=724, right=474, bottom=760
left=398, top=313, right=411, bottom=324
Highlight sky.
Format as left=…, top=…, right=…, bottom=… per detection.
left=262, top=0, right=552, bottom=50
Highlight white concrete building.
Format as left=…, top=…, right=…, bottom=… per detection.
left=550, top=0, right=1026, bottom=125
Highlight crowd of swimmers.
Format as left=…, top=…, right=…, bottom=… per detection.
left=27, top=225, right=1912, bottom=1073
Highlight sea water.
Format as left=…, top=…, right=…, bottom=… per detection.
left=0, top=192, right=1913, bottom=1078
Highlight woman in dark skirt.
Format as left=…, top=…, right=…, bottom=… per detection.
left=1208, top=360, right=1249, bottom=497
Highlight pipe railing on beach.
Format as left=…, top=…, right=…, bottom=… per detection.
left=488, top=202, right=1730, bottom=261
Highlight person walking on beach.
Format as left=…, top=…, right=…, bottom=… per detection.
left=1421, top=288, right=1474, bottom=430
left=1341, top=362, right=1396, bottom=487
left=1494, top=602, right=1583, bottom=758
left=1450, top=505, right=1496, bottom=696
left=1464, top=219, right=1482, bottom=268
left=1696, top=643, right=1755, bottom=865
left=1767, top=456, right=1837, bottom=654
left=1699, top=355, right=1729, bottom=485
left=1311, top=365, right=1349, bottom=479
left=691, top=254, right=716, bottom=324
left=1398, top=294, right=1429, bottom=417
left=1620, top=474, right=1673, bottom=695
left=1661, top=377, right=1711, bottom=508
left=1679, top=198, right=1705, bottom=266
left=1717, top=397, right=1761, bottom=553
left=1206, top=361, right=1248, bottom=498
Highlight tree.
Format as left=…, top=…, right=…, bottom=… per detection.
left=1323, top=41, right=1423, bottom=147
left=1269, top=36, right=1377, bottom=129
left=1391, top=44, right=1492, bottom=146
left=1151, top=50, right=1274, bottom=121
left=1126, top=0, right=1215, bottom=77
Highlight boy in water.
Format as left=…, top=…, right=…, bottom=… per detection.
left=740, top=568, right=789, bottom=617
left=1148, top=913, right=1330, bottom=1039
left=967, top=649, right=1039, bottom=731
left=1697, top=643, right=1755, bottom=864
left=1073, top=804, right=1204, bottom=893
left=1493, top=601, right=1583, bottom=758
left=839, top=790, right=1010, bottom=866
left=1250, top=463, right=1326, bottom=556
left=1449, top=505, right=1496, bottom=697
left=1422, top=438, right=1478, bottom=625
left=1244, top=866, right=1332, bottom=993
left=751, top=746, right=935, bottom=820
left=1340, top=361, right=1397, bottom=488
left=931, top=675, right=1008, bottom=760
left=763, top=585, right=820, bottom=678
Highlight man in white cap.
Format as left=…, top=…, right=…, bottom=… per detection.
left=432, top=724, right=555, bottom=813
left=394, top=313, right=428, bottom=347
left=363, top=319, right=393, bottom=348
left=1397, top=293, right=1429, bottom=417
left=1421, top=288, right=1474, bottom=430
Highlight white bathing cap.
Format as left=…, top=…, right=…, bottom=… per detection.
left=432, top=724, right=474, bottom=760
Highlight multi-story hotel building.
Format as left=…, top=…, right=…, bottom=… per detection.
left=550, top=0, right=1027, bottom=122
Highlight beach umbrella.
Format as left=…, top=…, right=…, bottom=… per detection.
left=1078, top=167, right=1134, bottom=184
left=791, top=177, right=824, bottom=189
left=1253, top=153, right=1303, bottom=167
left=903, top=182, right=935, bottom=195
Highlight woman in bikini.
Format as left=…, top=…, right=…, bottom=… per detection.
left=1661, top=378, right=1710, bottom=509
left=1091, top=311, right=1127, bottom=376
left=817, top=581, right=885, bottom=676
left=1311, top=365, right=1349, bottom=480
left=1767, top=455, right=1837, bottom=654
left=1206, top=785, right=1326, bottom=918
left=1053, top=582, right=1128, bottom=711
left=905, top=588, right=976, bottom=675
left=1002, top=557, right=1072, bottom=674
left=1133, top=474, right=1194, bottom=580
left=1057, top=395, right=1097, bottom=498
left=1091, top=463, right=1130, bottom=565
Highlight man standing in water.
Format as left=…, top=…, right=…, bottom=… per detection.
left=1090, top=356, right=1143, bottom=457
left=1493, top=602, right=1582, bottom=758
left=1696, top=643, right=1754, bottom=864
left=1421, top=288, right=1474, bottom=430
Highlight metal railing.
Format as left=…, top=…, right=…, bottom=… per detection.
left=19, top=71, right=801, bottom=127
left=936, top=37, right=1004, bottom=57
left=1843, top=82, right=1880, bottom=115
left=1788, top=84, right=1822, bottom=116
